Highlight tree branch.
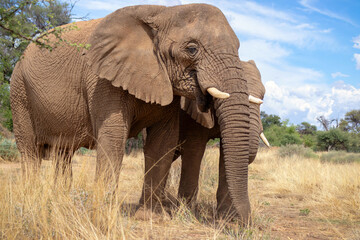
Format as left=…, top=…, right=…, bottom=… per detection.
left=0, top=22, right=46, bottom=47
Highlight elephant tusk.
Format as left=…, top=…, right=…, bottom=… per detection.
left=249, top=95, right=263, bottom=104
left=207, top=87, right=230, bottom=99
left=260, top=132, right=270, bottom=147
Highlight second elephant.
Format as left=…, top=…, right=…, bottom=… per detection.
left=174, top=60, right=268, bottom=217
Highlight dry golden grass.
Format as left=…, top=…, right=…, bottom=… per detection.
left=0, top=147, right=359, bottom=239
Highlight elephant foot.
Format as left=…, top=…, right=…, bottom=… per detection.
left=133, top=205, right=171, bottom=222
left=216, top=204, right=237, bottom=222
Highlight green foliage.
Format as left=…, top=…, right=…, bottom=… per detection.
left=0, top=0, right=72, bottom=53
left=299, top=208, right=310, bottom=216
left=76, top=147, right=93, bottom=156
left=320, top=151, right=360, bottom=164
left=0, top=136, right=19, bottom=161
left=316, top=129, right=349, bottom=151
left=264, top=124, right=302, bottom=146
left=344, top=110, right=360, bottom=133
left=278, top=144, right=317, bottom=159
left=347, top=132, right=360, bottom=153
left=0, top=83, right=12, bottom=130
left=296, top=121, right=317, bottom=135
left=301, top=134, right=317, bottom=149
left=260, top=111, right=281, bottom=131
left=207, top=138, right=220, bottom=146
left=338, top=119, right=350, bottom=132
left=125, top=132, right=144, bottom=155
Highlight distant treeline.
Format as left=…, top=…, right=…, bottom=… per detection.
left=261, top=110, right=360, bottom=152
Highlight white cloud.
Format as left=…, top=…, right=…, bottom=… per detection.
left=299, top=0, right=356, bottom=26
left=354, top=54, right=360, bottom=70
left=262, top=81, right=360, bottom=125
left=331, top=72, right=349, bottom=78
left=354, top=35, right=360, bottom=49
left=239, top=39, right=290, bottom=64
left=257, top=61, right=323, bottom=87
left=224, top=9, right=330, bottom=48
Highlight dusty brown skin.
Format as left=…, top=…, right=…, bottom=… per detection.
left=172, top=60, right=265, bottom=218
left=10, top=4, right=251, bottom=223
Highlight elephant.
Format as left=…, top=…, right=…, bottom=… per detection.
left=172, top=60, right=269, bottom=218
left=10, top=4, right=252, bottom=223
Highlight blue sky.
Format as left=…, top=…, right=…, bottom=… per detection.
left=72, top=0, right=360, bottom=126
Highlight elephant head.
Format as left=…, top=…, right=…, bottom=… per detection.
left=85, top=4, right=251, bottom=223
left=181, top=59, right=269, bottom=165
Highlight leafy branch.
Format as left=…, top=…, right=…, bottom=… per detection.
left=0, top=0, right=90, bottom=51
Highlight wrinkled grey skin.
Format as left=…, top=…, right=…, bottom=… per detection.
left=11, top=4, right=251, bottom=223
left=173, top=60, right=265, bottom=218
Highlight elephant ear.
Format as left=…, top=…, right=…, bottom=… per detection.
left=180, top=97, right=215, bottom=129
left=85, top=6, right=173, bottom=106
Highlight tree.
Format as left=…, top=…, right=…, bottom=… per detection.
left=344, top=110, right=360, bottom=133
left=317, top=129, right=349, bottom=151
left=316, top=115, right=336, bottom=131
left=260, top=111, right=281, bottom=131
left=338, top=119, right=350, bottom=132
left=0, top=0, right=72, bottom=82
left=296, top=121, right=317, bottom=135
left=0, top=0, right=73, bottom=130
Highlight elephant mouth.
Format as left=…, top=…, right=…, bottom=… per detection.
left=190, top=70, right=213, bottom=112
left=196, top=91, right=213, bottom=112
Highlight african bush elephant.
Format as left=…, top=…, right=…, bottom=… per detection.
left=173, top=60, right=269, bottom=218
left=11, top=4, right=251, bottom=223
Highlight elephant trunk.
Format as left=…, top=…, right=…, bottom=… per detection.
left=249, top=104, right=261, bottom=164
left=214, top=67, right=251, bottom=224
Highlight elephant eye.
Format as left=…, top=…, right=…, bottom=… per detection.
left=186, top=42, right=198, bottom=56
left=187, top=47, right=197, bottom=55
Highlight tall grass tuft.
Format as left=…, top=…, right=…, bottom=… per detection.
left=278, top=144, right=317, bottom=159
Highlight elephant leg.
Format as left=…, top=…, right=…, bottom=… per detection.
left=216, top=142, right=237, bottom=219
left=139, top=112, right=180, bottom=211
left=178, top=135, right=208, bottom=206
left=94, top=114, right=129, bottom=189
left=10, top=76, right=42, bottom=177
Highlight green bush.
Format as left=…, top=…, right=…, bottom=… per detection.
left=0, top=138, right=19, bottom=161
left=316, top=129, right=349, bottom=151
left=76, top=147, right=92, bottom=156
left=320, top=151, right=360, bottom=164
left=347, top=133, right=360, bottom=153
left=264, top=124, right=302, bottom=147
left=301, top=134, right=317, bottom=149
left=278, top=144, right=317, bottom=159
left=0, top=83, right=13, bottom=131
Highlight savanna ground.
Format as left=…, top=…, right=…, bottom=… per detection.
left=0, top=147, right=359, bottom=239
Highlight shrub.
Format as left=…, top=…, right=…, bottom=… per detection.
left=347, top=133, right=360, bottom=153
left=320, top=151, right=360, bottom=164
left=76, top=147, right=92, bottom=156
left=264, top=124, right=302, bottom=147
left=0, top=83, right=13, bottom=131
left=278, top=144, right=317, bottom=159
left=301, top=134, right=317, bottom=149
left=316, top=129, right=349, bottom=151
left=0, top=138, right=19, bottom=161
